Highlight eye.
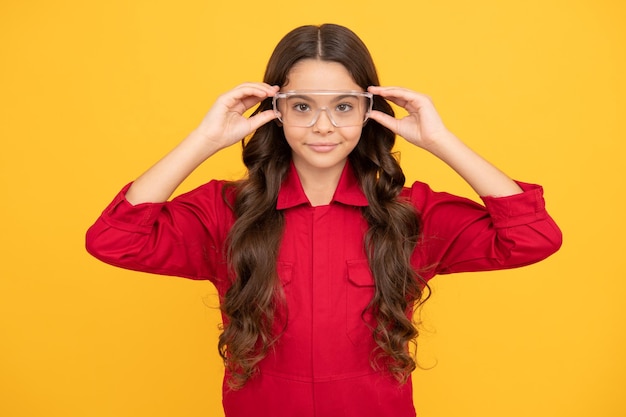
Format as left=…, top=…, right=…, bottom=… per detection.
left=336, top=103, right=354, bottom=113
left=292, top=103, right=311, bottom=112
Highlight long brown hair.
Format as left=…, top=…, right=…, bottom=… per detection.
left=219, top=23, right=430, bottom=389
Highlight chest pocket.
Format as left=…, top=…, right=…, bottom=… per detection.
left=274, top=262, right=293, bottom=332
left=276, top=262, right=293, bottom=287
left=346, top=259, right=376, bottom=345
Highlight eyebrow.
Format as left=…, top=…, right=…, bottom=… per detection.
left=284, top=94, right=315, bottom=101
left=282, top=93, right=363, bottom=102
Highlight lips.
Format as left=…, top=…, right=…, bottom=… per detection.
left=307, top=143, right=338, bottom=153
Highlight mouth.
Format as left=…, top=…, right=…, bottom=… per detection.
left=307, top=143, right=338, bottom=153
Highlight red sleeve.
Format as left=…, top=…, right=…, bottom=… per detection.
left=406, top=181, right=562, bottom=278
left=85, top=181, right=235, bottom=284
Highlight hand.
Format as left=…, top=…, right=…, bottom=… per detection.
left=195, top=83, right=279, bottom=150
left=368, top=86, right=523, bottom=197
left=367, top=86, right=450, bottom=151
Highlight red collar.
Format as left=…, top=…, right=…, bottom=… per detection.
left=276, top=161, right=369, bottom=209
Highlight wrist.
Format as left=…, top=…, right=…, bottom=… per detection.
left=421, top=130, right=460, bottom=156
left=186, top=128, right=228, bottom=158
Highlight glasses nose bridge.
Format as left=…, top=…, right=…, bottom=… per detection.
left=309, top=106, right=338, bottom=127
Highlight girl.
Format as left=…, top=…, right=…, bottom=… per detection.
left=86, top=24, right=562, bottom=417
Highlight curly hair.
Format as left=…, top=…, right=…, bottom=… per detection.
left=218, top=23, right=430, bottom=389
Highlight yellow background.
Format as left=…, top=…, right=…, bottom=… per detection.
left=1, top=0, right=624, bottom=416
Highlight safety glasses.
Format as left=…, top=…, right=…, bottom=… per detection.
left=272, top=90, right=373, bottom=127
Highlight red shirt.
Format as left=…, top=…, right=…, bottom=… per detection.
left=86, top=162, right=561, bottom=417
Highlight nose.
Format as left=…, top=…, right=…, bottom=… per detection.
left=311, top=107, right=336, bottom=132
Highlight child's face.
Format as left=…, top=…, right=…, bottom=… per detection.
left=280, top=59, right=365, bottom=177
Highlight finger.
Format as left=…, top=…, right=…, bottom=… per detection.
left=368, top=86, right=431, bottom=111
left=222, top=83, right=278, bottom=101
left=368, top=85, right=418, bottom=98
left=368, top=110, right=401, bottom=134
left=247, top=109, right=278, bottom=131
left=220, top=85, right=278, bottom=113
left=234, top=82, right=279, bottom=94
left=236, top=83, right=280, bottom=100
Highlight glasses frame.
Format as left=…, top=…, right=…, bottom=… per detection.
left=272, top=90, right=374, bottom=128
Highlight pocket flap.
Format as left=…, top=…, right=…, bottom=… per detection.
left=276, top=262, right=293, bottom=286
left=347, top=259, right=375, bottom=287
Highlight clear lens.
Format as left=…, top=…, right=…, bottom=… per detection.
left=273, top=91, right=373, bottom=127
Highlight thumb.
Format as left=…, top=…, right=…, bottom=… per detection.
left=248, top=109, right=278, bottom=131
left=368, top=110, right=399, bottom=134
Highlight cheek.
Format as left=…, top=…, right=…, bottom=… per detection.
left=344, top=128, right=363, bottom=145
left=282, top=127, right=303, bottom=147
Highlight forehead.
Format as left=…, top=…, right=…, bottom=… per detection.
left=283, top=59, right=361, bottom=91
